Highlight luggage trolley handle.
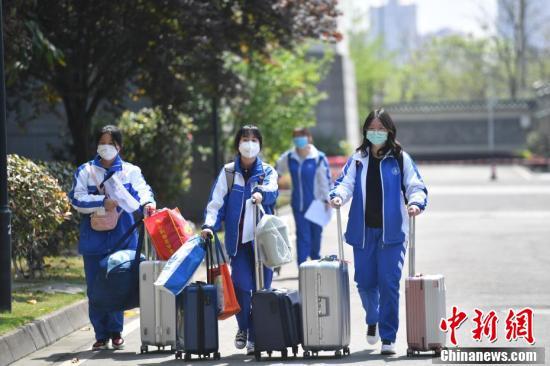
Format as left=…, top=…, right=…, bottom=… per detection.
left=143, top=227, right=157, bottom=261
left=408, top=215, right=416, bottom=277
left=335, top=206, right=345, bottom=262
left=252, top=198, right=264, bottom=292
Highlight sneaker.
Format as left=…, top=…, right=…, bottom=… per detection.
left=234, top=330, right=247, bottom=349
left=92, top=339, right=109, bottom=351
left=246, top=341, right=255, bottom=355
left=367, top=323, right=379, bottom=345
left=381, top=340, right=396, bottom=355
left=111, top=333, right=125, bottom=349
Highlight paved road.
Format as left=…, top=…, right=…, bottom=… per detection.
left=12, top=165, right=550, bottom=365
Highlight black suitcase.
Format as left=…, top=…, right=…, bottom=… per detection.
left=175, top=282, right=220, bottom=361
left=251, top=202, right=301, bottom=361
left=252, top=288, right=301, bottom=360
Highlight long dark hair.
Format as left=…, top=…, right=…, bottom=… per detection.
left=356, top=108, right=402, bottom=158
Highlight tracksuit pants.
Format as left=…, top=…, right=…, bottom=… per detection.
left=83, top=255, right=124, bottom=341
left=230, top=242, right=273, bottom=342
left=293, top=209, right=323, bottom=265
left=353, top=226, right=406, bottom=343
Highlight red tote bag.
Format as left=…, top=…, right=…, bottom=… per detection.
left=206, top=233, right=241, bottom=320
left=144, top=208, right=193, bottom=260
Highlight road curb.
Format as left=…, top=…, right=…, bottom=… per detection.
left=0, top=299, right=89, bottom=366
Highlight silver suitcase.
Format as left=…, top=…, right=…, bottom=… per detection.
left=299, top=207, right=351, bottom=358
left=139, top=234, right=177, bottom=353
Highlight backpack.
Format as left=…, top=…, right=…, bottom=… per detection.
left=223, top=162, right=264, bottom=191
left=224, top=163, right=236, bottom=191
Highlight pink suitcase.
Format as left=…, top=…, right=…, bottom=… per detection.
left=405, top=216, right=446, bottom=357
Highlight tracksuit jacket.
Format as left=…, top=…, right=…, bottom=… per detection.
left=276, top=145, right=331, bottom=263
left=69, top=154, right=154, bottom=341
left=329, top=150, right=428, bottom=247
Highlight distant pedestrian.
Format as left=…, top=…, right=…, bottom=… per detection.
left=69, top=125, right=156, bottom=351
left=329, top=109, right=428, bottom=355
left=276, top=127, right=331, bottom=265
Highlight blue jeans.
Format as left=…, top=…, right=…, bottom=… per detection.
left=230, top=242, right=273, bottom=342
left=293, top=209, right=323, bottom=265
left=353, top=226, right=406, bottom=343
left=83, top=255, right=124, bottom=341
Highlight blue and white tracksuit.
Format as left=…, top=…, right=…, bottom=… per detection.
left=202, top=156, right=278, bottom=341
left=329, top=150, right=427, bottom=343
left=276, top=145, right=331, bottom=265
left=69, top=155, right=155, bottom=341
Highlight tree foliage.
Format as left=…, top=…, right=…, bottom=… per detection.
left=225, top=46, right=331, bottom=162
left=349, top=33, right=394, bottom=119
left=117, top=107, right=195, bottom=206
left=4, top=0, right=341, bottom=164
left=386, top=35, right=489, bottom=103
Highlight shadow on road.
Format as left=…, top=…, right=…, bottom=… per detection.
left=30, top=348, right=436, bottom=365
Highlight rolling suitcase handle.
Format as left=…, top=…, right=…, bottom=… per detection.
left=335, top=206, right=345, bottom=261
left=252, top=198, right=264, bottom=292
left=143, top=225, right=158, bottom=261
left=408, top=215, right=415, bottom=277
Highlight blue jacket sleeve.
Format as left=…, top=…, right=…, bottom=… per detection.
left=254, top=163, right=279, bottom=206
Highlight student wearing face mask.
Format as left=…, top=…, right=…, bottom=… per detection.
left=275, top=128, right=331, bottom=265
left=329, top=109, right=427, bottom=356
left=68, top=125, right=156, bottom=351
left=201, top=125, right=278, bottom=356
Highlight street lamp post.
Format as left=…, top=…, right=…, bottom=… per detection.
left=0, top=0, right=13, bottom=313
left=488, top=97, right=497, bottom=181
left=484, top=45, right=497, bottom=181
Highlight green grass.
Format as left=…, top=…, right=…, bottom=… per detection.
left=14, top=256, right=86, bottom=286
left=1, top=255, right=87, bottom=335
left=0, top=290, right=86, bottom=335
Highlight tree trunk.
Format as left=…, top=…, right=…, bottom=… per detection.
left=64, top=98, right=92, bottom=165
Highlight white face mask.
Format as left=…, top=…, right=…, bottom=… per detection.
left=239, top=141, right=260, bottom=159
left=97, top=144, right=118, bottom=161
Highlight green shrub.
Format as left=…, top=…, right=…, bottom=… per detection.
left=40, top=160, right=80, bottom=255
left=118, top=107, right=195, bottom=206
left=526, top=130, right=550, bottom=157
left=8, top=154, right=72, bottom=278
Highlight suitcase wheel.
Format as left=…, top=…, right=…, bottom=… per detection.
left=175, top=351, right=182, bottom=360
left=406, top=349, right=414, bottom=357
left=254, top=350, right=262, bottom=361
left=334, top=350, right=342, bottom=358
left=267, top=351, right=272, bottom=358
left=303, top=351, right=311, bottom=359
left=214, top=352, right=221, bottom=360
left=184, top=352, right=191, bottom=361
left=140, top=345, right=148, bottom=354
left=292, top=346, right=298, bottom=357
left=343, top=346, right=350, bottom=356
left=281, top=349, right=288, bottom=359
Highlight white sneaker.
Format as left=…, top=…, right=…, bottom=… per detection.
left=366, top=324, right=379, bottom=345
left=381, top=341, right=396, bottom=355
left=234, top=330, right=247, bottom=349
left=246, top=341, right=255, bottom=355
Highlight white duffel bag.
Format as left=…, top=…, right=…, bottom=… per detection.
left=255, top=206, right=292, bottom=268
